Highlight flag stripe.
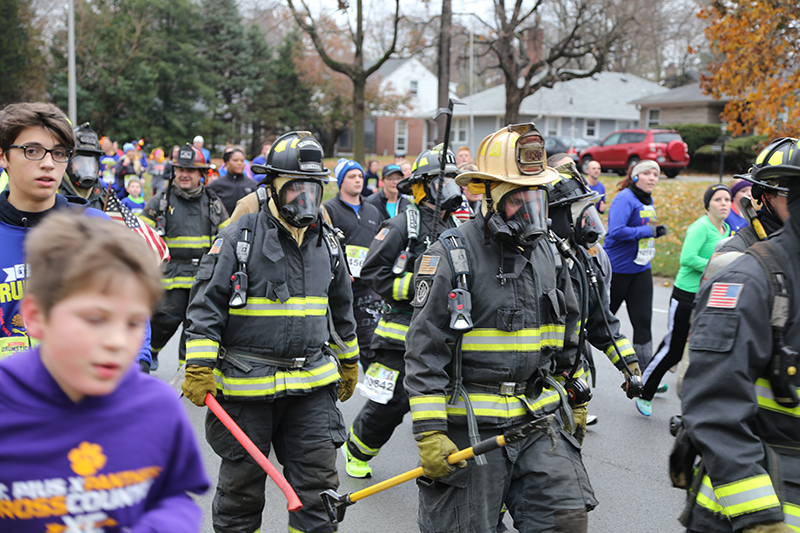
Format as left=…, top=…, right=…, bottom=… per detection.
left=105, top=194, right=170, bottom=263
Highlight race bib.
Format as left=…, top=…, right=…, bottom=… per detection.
left=356, top=362, right=399, bottom=404
left=0, top=335, right=35, bottom=359
left=634, top=238, right=656, bottom=266
left=346, top=245, right=369, bottom=278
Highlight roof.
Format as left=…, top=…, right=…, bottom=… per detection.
left=425, top=72, right=668, bottom=120
left=373, top=58, right=410, bottom=79
left=630, top=82, right=729, bottom=106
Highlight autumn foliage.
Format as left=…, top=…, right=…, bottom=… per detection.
left=697, top=0, right=800, bottom=138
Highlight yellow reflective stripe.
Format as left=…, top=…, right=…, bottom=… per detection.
left=784, top=502, right=800, bottom=532
left=444, top=387, right=561, bottom=418
left=163, top=235, right=212, bottom=248
left=139, top=215, right=156, bottom=227
left=715, top=473, right=780, bottom=518
left=409, top=395, right=448, bottom=422
left=461, top=326, right=565, bottom=351
left=350, top=425, right=381, bottom=457
left=229, top=296, right=329, bottom=317
left=605, top=338, right=635, bottom=365
left=162, top=276, right=195, bottom=290
left=755, top=378, right=800, bottom=417
left=552, top=366, right=588, bottom=381
left=185, top=338, right=219, bottom=362
left=696, top=474, right=724, bottom=514
left=331, top=336, right=359, bottom=360
left=214, top=361, right=340, bottom=397
left=218, top=219, right=230, bottom=230
left=393, top=272, right=413, bottom=301
left=374, top=318, right=409, bottom=341
left=288, top=525, right=303, bottom=533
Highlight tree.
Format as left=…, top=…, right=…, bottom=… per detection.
left=287, top=0, right=401, bottom=162
left=484, top=0, right=633, bottom=124
left=0, top=0, right=47, bottom=105
left=697, top=0, right=800, bottom=138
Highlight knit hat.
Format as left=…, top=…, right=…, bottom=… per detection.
left=334, top=158, right=363, bottom=188
left=631, top=160, right=660, bottom=179
left=123, top=142, right=136, bottom=153
left=729, top=180, right=751, bottom=199
left=704, top=184, right=731, bottom=210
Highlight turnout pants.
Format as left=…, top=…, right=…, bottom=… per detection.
left=642, top=286, right=695, bottom=400
left=417, top=413, right=597, bottom=533
left=207, top=386, right=346, bottom=533
left=150, top=287, right=190, bottom=365
left=346, top=348, right=409, bottom=462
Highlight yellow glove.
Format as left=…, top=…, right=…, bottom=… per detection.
left=182, top=365, right=217, bottom=407
left=338, top=360, right=359, bottom=402
left=571, top=402, right=589, bottom=445
left=415, top=431, right=466, bottom=479
left=628, top=361, right=642, bottom=377
left=743, top=522, right=792, bottom=533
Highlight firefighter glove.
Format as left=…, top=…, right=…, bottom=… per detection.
left=415, top=431, right=466, bottom=479
left=742, top=522, right=792, bottom=533
left=571, top=402, right=589, bottom=445
left=338, top=360, right=359, bottom=402
left=182, top=365, right=217, bottom=407
left=628, top=361, right=642, bottom=377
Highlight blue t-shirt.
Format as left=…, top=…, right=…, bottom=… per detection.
left=725, top=210, right=748, bottom=234
left=386, top=201, right=397, bottom=218
left=587, top=181, right=606, bottom=213
left=344, top=200, right=361, bottom=215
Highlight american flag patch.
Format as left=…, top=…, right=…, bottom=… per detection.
left=209, top=238, right=223, bottom=255
left=375, top=228, right=390, bottom=241
left=418, top=255, right=439, bottom=275
left=708, top=283, right=743, bottom=309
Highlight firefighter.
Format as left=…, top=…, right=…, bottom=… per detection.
left=140, top=144, right=228, bottom=370
left=681, top=137, right=800, bottom=533
left=180, top=131, right=359, bottom=533
left=547, top=166, right=642, bottom=442
left=404, top=124, right=596, bottom=532
left=340, top=145, right=463, bottom=479
left=58, top=122, right=109, bottom=210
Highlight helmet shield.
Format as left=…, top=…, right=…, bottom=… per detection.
left=278, top=178, right=323, bottom=227
left=498, top=187, right=548, bottom=245
left=572, top=201, right=606, bottom=248
left=67, top=155, right=100, bottom=189
left=428, top=175, right=463, bottom=212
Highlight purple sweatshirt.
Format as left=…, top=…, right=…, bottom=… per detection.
left=0, top=348, right=209, bottom=532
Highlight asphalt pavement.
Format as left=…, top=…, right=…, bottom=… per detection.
left=152, top=277, right=686, bottom=532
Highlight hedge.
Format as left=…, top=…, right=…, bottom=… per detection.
left=660, top=123, right=722, bottom=157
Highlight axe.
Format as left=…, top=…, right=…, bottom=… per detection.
left=169, top=365, right=302, bottom=512
left=319, top=414, right=556, bottom=525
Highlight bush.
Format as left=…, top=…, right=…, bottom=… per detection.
left=691, top=134, right=768, bottom=174
left=660, top=123, right=722, bottom=157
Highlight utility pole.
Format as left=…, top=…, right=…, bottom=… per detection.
left=68, top=0, right=77, bottom=124
left=436, top=0, right=452, bottom=143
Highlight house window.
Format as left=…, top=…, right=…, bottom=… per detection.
left=546, top=117, right=559, bottom=137
left=647, top=109, right=661, bottom=127
left=409, top=80, right=418, bottom=97
left=395, top=120, right=408, bottom=153
left=454, top=118, right=467, bottom=143
left=585, top=119, right=596, bottom=138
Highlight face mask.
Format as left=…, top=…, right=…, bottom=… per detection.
left=427, top=175, right=463, bottom=213
left=278, top=179, right=323, bottom=227
left=68, top=155, right=100, bottom=189
left=571, top=201, right=606, bottom=248
left=498, top=187, right=548, bottom=246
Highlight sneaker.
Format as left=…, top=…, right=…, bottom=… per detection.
left=342, top=445, right=372, bottom=478
left=636, top=398, right=652, bottom=417
left=150, top=353, right=159, bottom=371
left=586, top=415, right=598, bottom=426
left=656, top=383, right=669, bottom=394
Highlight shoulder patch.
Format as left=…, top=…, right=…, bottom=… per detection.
left=209, top=238, right=224, bottom=255
left=707, top=282, right=743, bottom=309
left=375, top=227, right=390, bottom=241
left=418, top=255, right=440, bottom=275
left=412, top=278, right=431, bottom=307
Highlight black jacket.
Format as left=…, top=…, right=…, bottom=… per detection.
left=208, top=173, right=259, bottom=216
left=364, top=189, right=412, bottom=223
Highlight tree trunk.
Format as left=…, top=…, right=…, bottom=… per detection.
left=505, top=80, right=522, bottom=125
left=436, top=0, right=452, bottom=139
left=353, top=75, right=366, bottom=164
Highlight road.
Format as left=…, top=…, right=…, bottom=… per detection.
left=151, top=277, right=686, bottom=532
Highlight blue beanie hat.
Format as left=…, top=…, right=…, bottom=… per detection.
left=123, top=142, right=136, bottom=153
left=334, top=158, right=363, bottom=188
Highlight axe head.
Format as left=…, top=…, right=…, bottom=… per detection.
left=168, top=364, right=187, bottom=396
left=320, top=489, right=350, bottom=524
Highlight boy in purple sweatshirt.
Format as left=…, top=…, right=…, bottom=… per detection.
left=0, top=212, right=209, bottom=532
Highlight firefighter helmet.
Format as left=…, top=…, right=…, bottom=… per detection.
left=396, top=144, right=458, bottom=195
left=66, top=123, right=102, bottom=190
left=253, top=131, right=329, bottom=181
left=739, top=137, right=800, bottom=199
left=174, top=144, right=211, bottom=170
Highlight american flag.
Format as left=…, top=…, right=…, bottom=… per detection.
left=708, top=282, right=743, bottom=309
left=105, top=193, right=170, bottom=264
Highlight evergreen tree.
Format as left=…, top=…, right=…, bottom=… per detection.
left=0, top=0, right=46, bottom=106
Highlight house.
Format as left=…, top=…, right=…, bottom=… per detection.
left=429, top=72, right=670, bottom=156
left=336, top=57, right=457, bottom=159
left=629, top=82, right=729, bottom=127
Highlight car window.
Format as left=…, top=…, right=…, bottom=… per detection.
left=619, top=132, right=647, bottom=144
left=653, top=133, right=682, bottom=143
left=544, top=138, right=557, bottom=151
left=602, top=133, right=621, bottom=146
left=572, top=139, right=591, bottom=149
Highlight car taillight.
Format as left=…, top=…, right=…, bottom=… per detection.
left=649, top=143, right=656, bottom=152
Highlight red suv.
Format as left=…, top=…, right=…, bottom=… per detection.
left=579, top=129, right=689, bottom=178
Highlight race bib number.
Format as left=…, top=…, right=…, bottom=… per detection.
left=0, top=335, right=35, bottom=360
left=346, top=245, right=369, bottom=278
left=356, top=362, right=399, bottom=404
left=634, top=238, right=656, bottom=266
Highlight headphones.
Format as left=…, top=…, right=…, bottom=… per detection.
left=632, top=174, right=639, bottom=182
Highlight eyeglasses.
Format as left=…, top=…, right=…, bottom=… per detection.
left=8, top=145, right=73, bottom=163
